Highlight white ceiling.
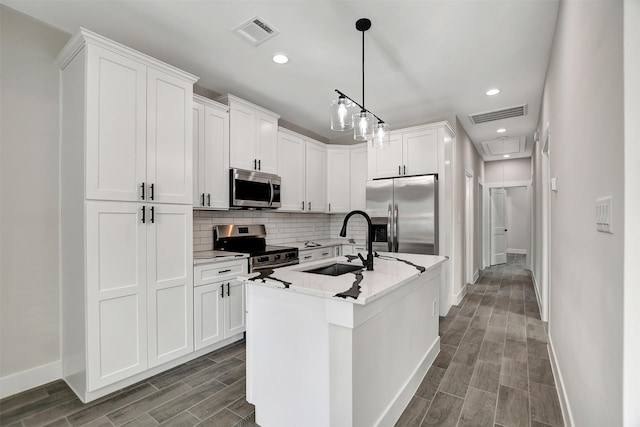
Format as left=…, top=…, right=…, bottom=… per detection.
left=4, top=0, right=559, bottom=160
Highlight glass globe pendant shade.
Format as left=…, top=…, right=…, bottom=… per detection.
left=353, top=110, right=374, bottom=141
left=330, top=96, right=354, bottom=131
left=372, top=122, right=390, bottom=149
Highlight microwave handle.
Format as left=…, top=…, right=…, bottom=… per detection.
left=268, top=180, right=274, bottom=207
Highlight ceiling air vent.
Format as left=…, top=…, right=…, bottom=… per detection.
left=232, top=16, right=279, bottom=46
left=468, top=104, right=528, bottom=124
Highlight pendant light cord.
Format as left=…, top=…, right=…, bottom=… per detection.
left=361, top=28, right=365, bottom=111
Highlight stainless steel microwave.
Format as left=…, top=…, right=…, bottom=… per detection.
left=230, top=168, right=281, bottom=209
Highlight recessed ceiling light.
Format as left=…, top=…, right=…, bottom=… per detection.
left=497, top=128, right=506, bottom=133
left=272, top=53, right=289, bottom=64
left=503, top=154, right=511, bottom=158
left=486, top=88, right=501, bottom=96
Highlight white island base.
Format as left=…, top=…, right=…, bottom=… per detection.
left=244, top=254, right=446, bottom=427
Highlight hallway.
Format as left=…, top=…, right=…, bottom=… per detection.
left=396, top=254, right=564, bottom=426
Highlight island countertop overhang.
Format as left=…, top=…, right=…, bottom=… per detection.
left=238, top=252, right=447, bottom=305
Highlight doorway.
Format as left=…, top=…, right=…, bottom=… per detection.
left=465, top=171, right=474, bottom=284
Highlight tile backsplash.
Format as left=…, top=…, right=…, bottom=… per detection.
left=193, top=210, right=367, bottom=251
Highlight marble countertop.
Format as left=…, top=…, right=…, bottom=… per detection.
left=238, top=252, right=447, bottom=305
left=283, top=239, right=366, bottom=250
left=193, top=250, right=248, bottom=265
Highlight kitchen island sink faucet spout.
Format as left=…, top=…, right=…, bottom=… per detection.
left=340, top=210, right=374, bottom=270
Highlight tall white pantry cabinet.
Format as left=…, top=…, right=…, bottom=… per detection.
left=57, top=28, right=198, bottom=402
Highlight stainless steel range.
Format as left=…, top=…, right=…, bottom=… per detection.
left=213, top=224, right=299, bottom=272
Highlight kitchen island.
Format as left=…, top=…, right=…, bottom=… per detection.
left=239, top=252, right=447, bottom=427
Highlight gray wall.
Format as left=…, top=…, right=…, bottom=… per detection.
left=533, top=1, right=624, bottom=424
left=0, top=6, right=70, bottom=377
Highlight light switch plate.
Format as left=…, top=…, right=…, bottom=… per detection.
left=551, top=177, right=558, bottom=192
left=596, top=196, right=613, bottom=234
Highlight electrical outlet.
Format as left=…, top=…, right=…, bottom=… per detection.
left=596, top=196, right=613, bottom=234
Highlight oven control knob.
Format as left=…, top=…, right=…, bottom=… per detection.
left=257, top=256, right=269, bottom=263
left=275, top=254, right=281, bottom=260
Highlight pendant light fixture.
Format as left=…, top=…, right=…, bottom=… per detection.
left=330, top=18, right=389, bottom=148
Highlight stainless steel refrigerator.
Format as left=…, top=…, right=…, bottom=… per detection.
left=366, top=175, right=438, bottom=255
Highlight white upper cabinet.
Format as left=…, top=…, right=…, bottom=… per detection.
left=85, top=45, right=147, bottom=202
left=277, top=129, right=305, bottom=211
left=84, top=43, right=194, bottom=204
left=349, top=144, right=368, bottom=211
left=326, top=147, right=351, bottom=213
left=218, top=94, right=280, bottom=174
left=193, top=95, right=229, bottom=209
left=304, top=139, right=327, bottom=213
left=368, top=124, right=443, bottom=179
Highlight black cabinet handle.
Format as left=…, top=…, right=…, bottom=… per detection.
left=219, top=269, right=231, bottom=274
left=207, top=194, right=211, bottom=206
left=150, top=206, right=155, bottom=223
left=404, top=165, right=406, bottom=175
left=220, top=284, right=224, bottom=298
left=141, top=206, right=146, bottom=223
left=201, top=193, right=205, bottom=206
left=258, top=159, right=261, bottom=170
left=150, top=183, right=155, bottom=200
left=141, top=182, right=145, bottom=200
left=328, top=203, right=331, bottom=212
left=302, top=201, right=304, bottom=211
left=321, top=252, right=329, bottom=256
left=308, top=202, right=311, bottom=211
left=226, top=282, right=230, bottom=297
left=398, top=165, right=401, bottom=175
left=254, top=159, right=257, bottom=170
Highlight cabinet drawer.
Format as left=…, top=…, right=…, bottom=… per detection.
left=194, top=259, right=248, bottom=286
left=299, top=251, right=316, bottom=264
left=317, top=249, right=333, bottom=260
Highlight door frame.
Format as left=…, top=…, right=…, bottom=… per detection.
left=464, top=169, right=475, bottom=284
left=483, top=180, right=532, bottom=270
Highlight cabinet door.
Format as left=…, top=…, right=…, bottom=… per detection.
left=326, top=148, right=351, bottom=213
left=203, top=105, right=230, bottom=209
left=147, top=69, right=193, bottom=204
left=229, top=101, right=256, bottom=171
left=255, top=111, right=278, bottom=174
left=224, top=279, right=246, bottom=337
left=85, top=46, right=146, bottom=202
left=194, top=282, right=225, bottom=350
left=305, top=140, right=327, bottom=212
left=299, top=250, right=315, bottom=264
left=147, top=204, right=193, bottom=367
left=368, top=133, right=403, bottom=179
left=193, top=102, right=205, bottom=207
left=86, top=201, right=147, bottom=390
left=350, top=145, right=368, bottom=211
left=403, top=128, right=438, bottom=175
left=277, top=131, right=305, bottom=211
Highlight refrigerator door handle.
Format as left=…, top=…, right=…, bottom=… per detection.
left=394, top=204, right=399, bottom=252
left=387, top=204, right=393, bottom=252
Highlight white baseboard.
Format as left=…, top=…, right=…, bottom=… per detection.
left=0, top=360, right=62, bottom=399
left=548, top=335, right=575, bottom=427
left=473, top=270, right=479, bottom=284
left=453, top=285, right=467, bottom=305
left=507, top=248, right=527, bottom=254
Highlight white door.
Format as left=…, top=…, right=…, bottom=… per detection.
left=326, top=148, right=351, bottom=213
left=255, top=111, right=278, bottom=174
left=490, top=188, right=508, bottom=265
left=229, top=102, right=256, bottom=171
left=192, top=102, right=205, bottom=207
left=203, top=104, right=230, bottom=209
left=85, top=46, right=147, bottom=202
left=194, top=282, right=225, bottom=350
left=368, top=132, right=403, bottom=179
left=350, top=145, right=368, bottom=211
left=305, top=140, right=327, bottom=212
left=465, top=173, right=474, bottom=284
left=277, top=131, right=305, bottom=211
left=146, top=68, right=193, bottom=205
left=224, top=279, right=246, bottom=337
left=147, top=204, right=193, bottom=367
left=86, top=201, right=147, bottom=390
left=403, top=128, right=438, bottom=175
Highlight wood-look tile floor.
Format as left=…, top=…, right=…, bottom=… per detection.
left=395, top=254, right=564, bottom=427
left=0, top=341, right=258, bottom=427
left=2, top=254, right=564, bottom=427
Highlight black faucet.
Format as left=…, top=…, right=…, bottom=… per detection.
left=339, top=210, right=374, bottom=271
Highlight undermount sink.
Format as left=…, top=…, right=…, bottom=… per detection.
left=303, top=263, right=363, bottom=277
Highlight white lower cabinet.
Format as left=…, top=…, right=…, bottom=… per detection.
left=194, top=260, right=248, bottom=350
left=298, top=247, right=336, bottom=264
